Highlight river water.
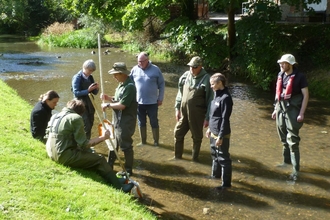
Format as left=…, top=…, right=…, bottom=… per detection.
left=1, top=35, right=329, bottom=220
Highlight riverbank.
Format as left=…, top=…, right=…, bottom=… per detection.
left=0, top=80, right=156, bottom=220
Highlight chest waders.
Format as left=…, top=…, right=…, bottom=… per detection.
left=78, top=77, right=95, bottom=139
left=46, top=112, right=72, bottom=161
left=174, top=73, right=208, bottom=161
left=108, top=83, right=135, bottom=176
left=276, top=94, right=303, bottom=179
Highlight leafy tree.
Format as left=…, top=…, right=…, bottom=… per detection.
left=61, top=0, right=130, bottom=23
left=0, top=0, right=70, bottom=35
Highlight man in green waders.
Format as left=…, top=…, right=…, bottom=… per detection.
left=101, top=62, right=137, bottom=176
left=272, top=54, right=309, bottom=181
left=171, top=56, right=213, bottom=162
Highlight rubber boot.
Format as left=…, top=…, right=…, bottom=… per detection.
left=122, top=182, right=134, bottom=193
left=105, top=171, right=134, bottom=193
left=138, top=126, right=147, bottom=146
left=211, top=160, right=221, bottom=179
left=290, top=151, right=300, bottom=180
left=221, top=163, right=232, bottom=187
left=173, top=139, right=184, bottom=159
left=152, top=128, right=159, bottom=146
left=104, top=171, right=122, bottom=190
left=283, top=145, right=292, bottom=164
left=124, top=148, right=134, bottom=176
left=107, top=150, right=117, bottom=170
left=192, top=141, right=202, bottom=162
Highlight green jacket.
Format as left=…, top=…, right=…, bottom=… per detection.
left=45, top=107, right=89, bottom=162
left=175, top=68, right=213, bottom=121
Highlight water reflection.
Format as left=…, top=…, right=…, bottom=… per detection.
left=1, top=36, right=329, bottom=219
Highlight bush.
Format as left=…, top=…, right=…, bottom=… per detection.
left=164, top=17, right=229, bottom=70
left=41, top=22, right=74, bottom=36
left=38, top=25, right=99, bottom=48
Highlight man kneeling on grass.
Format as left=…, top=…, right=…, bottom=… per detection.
left=45, top=99, right=134, bottom=193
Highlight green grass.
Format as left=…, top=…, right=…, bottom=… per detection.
left=0, top=80, right=156, bottom=220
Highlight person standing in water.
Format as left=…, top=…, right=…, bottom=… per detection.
left=205, top=73, right=233, bottom=190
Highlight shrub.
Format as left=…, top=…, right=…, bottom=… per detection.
left=41, top=22, right=74, bottom=36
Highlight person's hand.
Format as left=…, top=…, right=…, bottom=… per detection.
left=297, top=114, right=304, bottom=122
left=205, top=129, right=211, bottom=138
left=101, top=103, right=110, bottom=111
left=99, top=126, right=110, bottom=139
left=203, top=120, right=209, bottom=128
left=215, top=138, right=223, bottom=147
left=175, top=109, right=181, bottom=121
left=88, top=83, right=98, bottom=92
left=100, top=93, right=109, bottom=101
left=158, top=100, right=163, bottom=106
left=271, top=110, right=276, bottom=120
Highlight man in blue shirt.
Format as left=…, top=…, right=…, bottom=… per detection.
left=130, top=52, right=165, bottom=146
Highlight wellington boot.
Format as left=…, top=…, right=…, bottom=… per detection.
left=138, top=126, right=147, bottom=146
left=152, top=128, right=159, bottom=146
left=122, top=182, right=134, bottom=193
left=192, top=141, right=202, bottom=161
left=124, top=149, right=134, bottom=176
left=118, top=177, right=128, bottom=184
left=211, top=160, right=221, bottom=178
left=107, top=150, right=117, bottom=170
left=105, top=171, right=122, bottom=190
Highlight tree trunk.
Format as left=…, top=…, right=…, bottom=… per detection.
left=181, top=0, right=197, bottom=20
left=227, top=7, right=236, bottom=61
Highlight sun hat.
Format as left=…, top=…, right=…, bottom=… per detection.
left=277, top=54, right=297, bottom=65
left=187, top=56, right=202, bottom=67
left=108, top=62, right=130, bottom=75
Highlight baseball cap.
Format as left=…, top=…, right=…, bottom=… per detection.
left=187, top=56, right=202, bottom=67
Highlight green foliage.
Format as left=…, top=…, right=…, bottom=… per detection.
left=308, top=71, right=330, bottom=100
left=235, top=6, right=330, bottom=91
left=122, top=0, right=172, bottom=31
left=164, top=17, right=229, bottom=69
left=233, top=2, right=284, bottom=90
left=78, top=15, right=110, bottom=36
left=61, top=0, right=130, bottom=23
left=0, top=0, right=71, bottom=35
left=38, top=28, right=99, bottom=48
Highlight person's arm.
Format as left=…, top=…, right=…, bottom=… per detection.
left=174, top=73, right=186, bottom=112
left=31, top=110, right=46, bottom=139
left=216, top=96, right=233, bottom=146
left=102, top=84, right=135, bottom=111
left=72, top=73, right=88, bottom=97
left=88, top=129, right=110, bottom=147
left=297, top=87, right=309, bottom=122
left=157, top=69, right=165, bottom=105
left=204, top=76, right=214, bottom=125
left=103, top=102, right=126, bottom=111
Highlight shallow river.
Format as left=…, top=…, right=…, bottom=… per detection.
left=1, top=36, right=329, bottom=220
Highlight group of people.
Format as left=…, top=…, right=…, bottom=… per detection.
left=30, top=52, right=308, bottom=193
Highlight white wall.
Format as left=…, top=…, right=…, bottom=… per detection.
left=307, top=0, right=327, bottom=11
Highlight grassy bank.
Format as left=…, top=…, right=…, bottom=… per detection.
left=0, top=80, right=156, bottom=220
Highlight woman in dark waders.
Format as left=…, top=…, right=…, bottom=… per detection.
left=205, top=73, right=233, bottom=190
